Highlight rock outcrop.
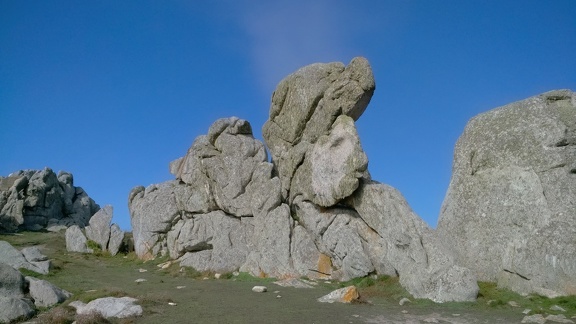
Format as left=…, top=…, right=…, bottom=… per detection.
left=438, top=90, right=576, bottom=297
left=0, top=168, right=100, bottom=232
left=129, top=57, right=478, bottom=302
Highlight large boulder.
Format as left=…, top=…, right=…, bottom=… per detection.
left=0, top=241, right=49, bottom=275
left=437, top=89, right=576, bottom=297
left=263, top=57, right=375, bottom=202
left=0, top=168, right=99, bottom=232
left=0, top=263, right=35, bottom=322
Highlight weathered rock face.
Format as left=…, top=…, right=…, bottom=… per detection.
left=0, top=168, right=100, bottom=232
left=437, top=90, right=576, bottom=297
left=130, top=57, right=478, bottom=302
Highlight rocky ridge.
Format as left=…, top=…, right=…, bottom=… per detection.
left=129, top=57, right=479, bottom=302
left=0, top=168, right=99, bottom=232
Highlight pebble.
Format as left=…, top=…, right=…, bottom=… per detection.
left=135, top=278, right=147, bottom=283
left=401, top=310, right=408, bottom=314
left=399, top=297, right=411, bottom=306
left=168, top=302, right=177, bottom=306
left=550, top=305, right=567, bottom=312
left=508, top=300, right=520, bottom=307
left=176, top=286, right=186, bottom=289
left=138, top=268, right=147, bottom=273
left=276, top=295, right=282, bottom=298
left=252, top=286, right=267, bottom=293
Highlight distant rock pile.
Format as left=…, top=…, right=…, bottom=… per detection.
left=0, top=168, right=100, bottom=232
left=438, top=90, right=576, bottom=298
left=129, top=57, right=479, bottom=302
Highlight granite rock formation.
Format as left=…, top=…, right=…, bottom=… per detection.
left=438, top=90, right=576, bottom=297
left=0, top=168, right=100, bottom=232
left=129, top=57, right=479, bottom=302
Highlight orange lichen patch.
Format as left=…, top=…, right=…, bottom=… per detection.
left=317, top=253, right=332, bottom=278
left=341, top=286, right=360, bottom=303
left=258, top=269, right=268, bottom=278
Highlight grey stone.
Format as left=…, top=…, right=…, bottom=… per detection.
left=263, top=57, right=375, bottom=200
left=0, top=296, right=35, bottom=323
left=291, top=115, right=368, bottom=206
left=240, top=204, right=295, bottom=278
left=317, top=286, right=359, bottom=303
left=546, top=314, right=574, bottom=323
left=438, top=89, right=576, bottom=297
left=0, top=262, right=25, bottom=298
left=0, top=241, right=48, bottom=274
left=129, top=182, right=181, bottom=260
left=522, top=314, right=547, bottom=324
left=25, top=276, right=71, bottom=307
left=252, top=286, right=267, bottom=293
left=174, top=117, right=268, bottom=217
left=108, top=223, right=124, bottom=256
left=21, top=246, right=47, bottom=262
left=65, top=225, right=92, bottom=253
left=348, top=181, right=478, bottom=302
left=85, top=205, right=113, bottom=251
left=273, top=278, right=314, bottom=288
left=175, top=211, right=252, bottom=273
left=70, top=296, right=143, bottom=319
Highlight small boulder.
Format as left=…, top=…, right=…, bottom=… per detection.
left=69, top=296, right=143, bottom=319
left=0, top=296, right=35, bottom=323
left=252, top=286, right=267, bottom=293
left=317, top=286, right=359, bottom=303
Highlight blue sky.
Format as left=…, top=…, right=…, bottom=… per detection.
left=1, top=1, right=575, bottom=231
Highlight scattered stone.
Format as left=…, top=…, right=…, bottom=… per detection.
left=214, top=273, right=221, bottom=279
left=317, top=286, right=359, bottom=303
left=70, top=296, right=143, bottom=319
left=135, top=278, right=147, bottom=283
left=168, top=302, right=177, bottom=306
left=523, top=309, right=532, bottom=314
left=138, top=268, right=147, bottom=273
left=232, top=271, right=239, bottom=276
left=276, top=295, right=282, bottom=298
left=522, top=314, right=546, bottom=324
left=546, top=314, right=574, bottom=323
left=176, top=286, right=186, bottom=289
left=401, top=310, right=408, bottom=314
left=25, top=276, right=71, bottom=307
left=252, top=286, right=267, bottom=293
left=399, top=297, right=411, bottom=306
left=423, top=318, right=440, bottom=323
left=273, top=278, right=314, bottom=288
left=551, top=305, right=567, bottom=312
left=452, top=314, right=460, bottom=316
left=509, top=300, right=520, bottom=307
